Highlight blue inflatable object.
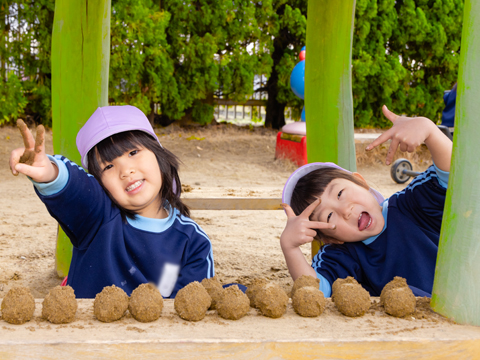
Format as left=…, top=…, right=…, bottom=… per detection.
left=301, top=106, right=306, bottom=122
left=441, top=83, right=457, bottom=127
left=290, top=60, right=305, bottom=100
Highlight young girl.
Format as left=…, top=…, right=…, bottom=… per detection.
left=9, top=105, right=214, bottom=299
left=280, top=105, right=453, bottom=298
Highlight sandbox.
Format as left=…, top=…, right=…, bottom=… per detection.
left=1, top=297, right=480, bottom=359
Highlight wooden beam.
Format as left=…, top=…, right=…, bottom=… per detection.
left=183, top=198, right=283, bottom=210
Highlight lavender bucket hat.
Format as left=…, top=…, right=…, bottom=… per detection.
left=282, top=162, right=385, bottom=208
left=76, top=105, right=160, bottom=170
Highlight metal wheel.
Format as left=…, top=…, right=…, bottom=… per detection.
left=390, top=158, right=413, bottom=184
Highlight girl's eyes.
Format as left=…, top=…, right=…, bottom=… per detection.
left=337, top=189, right=343, bottom=199
left=103, top=164, right=113, bottom=172
left=129, top=149, right=139, bottom=156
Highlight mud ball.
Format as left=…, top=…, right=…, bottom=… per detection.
left=216, top=285, right=250, bottom=320
left=174, top=281, right=212, bottom=321
left=290, top=275, right=320, bottom=298
left=384, top=287, right=416, bottom=317
left=245, top=278, right=268, bottom=308
left=201, top=277, right=224, bottom=310
left=256, top=283, right=289, bottom=318
left=42, top=285, right=77, bottom=324
left=128, top=283, right=163, bottom=322
left=331, top=276, right=358, bottom=301
left=380, top=276, right=409, bottom=305
left=93, top=285, right=129, bottom=323
left=334, top=283, right=370, bottom=317
left=292, top=286, right=326, bottom=317
left=1, top=287, right=35, bottom=325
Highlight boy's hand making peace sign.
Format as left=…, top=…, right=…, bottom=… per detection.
left=9, top=120, right=58, bottom=183
left=280, top=199, right=337, bottom=250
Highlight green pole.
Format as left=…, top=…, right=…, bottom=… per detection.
left=431, top=0, right=480, bottom=326
left=305, top=0, right=356, bottom=258
left=305, top=0, right=357, bottom=171
left=51, top=0, right=111, bottom=277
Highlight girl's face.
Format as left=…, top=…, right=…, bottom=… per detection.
left=98, top=146, right=166, bottom=219
left=310, top=174, right=384, bottom=243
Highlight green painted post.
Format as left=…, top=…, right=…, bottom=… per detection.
left=431, top=0, right=480, bottom=326
left=305, top=0, right=357, bottom=171
left=51, top=0, right=111, bottom=277
left=305, top=0, right=356, bottom=258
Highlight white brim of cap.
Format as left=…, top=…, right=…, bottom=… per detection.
left=282, top=162, right=385, bottom=206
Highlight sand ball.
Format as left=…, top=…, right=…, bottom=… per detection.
left=42, top=285, right=77, bottom=324
left=380, top=276, right=409, bottom=305
left=290, top=275, right=320, bottom=298
left=128, top=283, right=163, bottom=322
left=216, top=285, right=250, bottom=320
left=93, top=285, right=129, bottom=323
left=1, top=287, right=35, bottom=325
left=331, top=276, right=358, bottom=301
left=245, top=278, right=268, bottom=308
left=201, top=277, right=224, bottom=310
left=384, top=287, right=416, bottom=317
left=334, top=283, right=370, bottom=317
left=256, top=282, right=289, bottom=319
left=292, top=286, right=326, bottom=317
left=174, top=281, right=212, bottom=321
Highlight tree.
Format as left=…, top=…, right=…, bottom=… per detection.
left=263, top=0, right=307, bottom=129
left=352, top=0, right=463, bottom=128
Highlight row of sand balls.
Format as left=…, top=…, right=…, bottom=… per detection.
left=0, top=275, right=416, bottom=325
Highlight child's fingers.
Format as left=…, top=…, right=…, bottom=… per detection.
left=17, top=119, right=35, bottom=150
left=9, top=148, right=25, bottom=176
left=309, top=221, right=336, bottom=231
left=365, top=129, right=393, bottom=151
left=34, top=125, right=45, bottom=154
left=381, top=105, right=399, bottom=123
left=301, top=198, right=321, bottom=218
left=385, top=138, right=400, bottom=165
left=281, top=203, right=296, bottom=218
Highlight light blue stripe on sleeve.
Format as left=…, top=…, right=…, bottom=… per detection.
left=433, top=162, right=449, bottom=189
left=32, top=155, right=69, bottom=196
left=315, top=271, right=332, bottom=297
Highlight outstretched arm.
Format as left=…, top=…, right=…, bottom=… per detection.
left=9, top=119, right=58, bottom=183
left=280, top=199, right=335, bottom=281
left=366, top=105, right=453, bottom=172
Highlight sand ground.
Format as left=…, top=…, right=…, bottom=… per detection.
left=2, top=123, right=480, bottom=347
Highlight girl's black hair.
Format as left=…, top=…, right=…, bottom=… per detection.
left=291, top=168, right=368, bottom=238
left=86, top=130, right=190, bottom=220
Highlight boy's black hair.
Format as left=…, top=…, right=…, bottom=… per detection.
left=86, top=130, right=190, bottom=220
left=291, top=168, right=368, bottom=239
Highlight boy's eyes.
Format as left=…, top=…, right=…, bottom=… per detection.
left=326, top=189, right=344, bottom=222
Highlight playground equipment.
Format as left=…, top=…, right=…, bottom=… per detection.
left=274, top=47, right=308, bottom=166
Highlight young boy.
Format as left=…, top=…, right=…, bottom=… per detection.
left=280, top=105, right=453, bottom=297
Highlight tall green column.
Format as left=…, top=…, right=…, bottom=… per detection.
left=305, top=0, right=357, bottom=171
left=431, top=0, right=480, bottom=326
left=51, top=0, right=111, bottom=277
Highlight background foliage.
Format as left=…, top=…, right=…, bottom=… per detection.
left=0, top=0, right=464, bottom=128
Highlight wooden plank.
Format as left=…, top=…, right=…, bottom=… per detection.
left=183, top=198, right=283, bottom=210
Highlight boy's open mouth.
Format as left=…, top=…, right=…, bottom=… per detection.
left=358, top=212, right=372, bottom=231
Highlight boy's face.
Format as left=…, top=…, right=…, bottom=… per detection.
left=310, top=174, right=384, bottom=243
left=98, top=146, right=165, bottom=218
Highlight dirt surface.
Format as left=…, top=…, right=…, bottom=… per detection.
left=3, top=123, right=478, bottom=341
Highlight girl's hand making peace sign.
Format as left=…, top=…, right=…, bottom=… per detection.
left=9, top=119, right=58, bottom=183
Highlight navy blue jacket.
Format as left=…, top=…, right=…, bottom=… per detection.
left=313, top=165, right=448, bottom=298
left=34, top=155, right=214, bottom=299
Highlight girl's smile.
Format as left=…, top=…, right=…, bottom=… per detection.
left=99, top=147, right=167, bottom=219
